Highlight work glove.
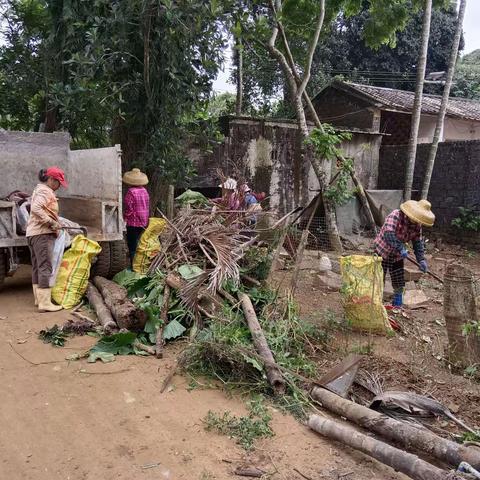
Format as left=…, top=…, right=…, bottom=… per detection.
left=399, top=247, right=408, bottom=259
left=418, top=260, right=428, bottom=273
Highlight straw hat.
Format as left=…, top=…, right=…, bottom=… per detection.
left=400, top=199, right=435, bottom=227
left=122, top=168, right=148, bottom=186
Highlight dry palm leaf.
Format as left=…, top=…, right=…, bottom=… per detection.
left=370, top=391, right=476, bottom=433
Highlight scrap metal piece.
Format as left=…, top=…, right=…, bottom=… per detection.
left=318, top=354, right=362, bottom=397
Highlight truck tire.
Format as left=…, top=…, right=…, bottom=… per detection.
left=0, top=250, right=6, bottom=291
left=90, top=240, right=128, bottom=279
left=109, top=240, right=128, bottom=277
left=91, top=242, right=111, bottom=278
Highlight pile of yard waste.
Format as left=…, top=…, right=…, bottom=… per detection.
left=38, top=203, right=480, bottom=480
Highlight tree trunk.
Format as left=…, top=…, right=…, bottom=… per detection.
left=310, top=387, right=480, bottom=469
left=92, top=276, right=147, bottom=331
left=86, top=282, right=118, bottom=335
left=404, top=0, right=432, bottom=201
left=234, top=34, right=243, bottom=116
left=308, top=415, right=464, bottom=480
left=444, top=264, right=480, bottom=367
left=421, top=0, right=467, bottom=199
left=238, top=292, right=286, bottom=395
left=290, top=195, right=321, bottom=292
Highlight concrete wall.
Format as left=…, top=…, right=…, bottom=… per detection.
left=378, top=140, right=480, bottom=228
left=191, top=117, right=383, bottom=215
left=444, top=117, right=480, bottom=141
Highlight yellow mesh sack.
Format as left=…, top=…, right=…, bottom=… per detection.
left=340, top=255, right=391, bottom=334
left=52, top=235, right=101, bottom=309
left=133, top=218, right=167, bottom=273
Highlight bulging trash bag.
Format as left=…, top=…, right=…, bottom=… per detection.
left=52, top=235, right=101, bottom=308
left=133, top=218, right=167, bottom=274
left=340, top=255, right=391, bottom=334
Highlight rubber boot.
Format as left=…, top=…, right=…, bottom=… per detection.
left=392, top=292, right=403, bottom=308
left=32, top=284, right=38, bottom=306
left=37, top=288, right=62, bottom=312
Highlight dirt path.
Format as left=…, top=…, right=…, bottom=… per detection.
left=0, top=267, right=409, bottom=480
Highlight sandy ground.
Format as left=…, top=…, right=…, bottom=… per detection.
left=0, top=267, right=409, bottom=480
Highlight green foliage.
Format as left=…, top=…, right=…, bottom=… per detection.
left=203, top=396, right=273, bottom=450
left=185, top=292, right=326, bottom=418
left=462, top=321, right=480, bottom=338
left=241, top=247, right=274, bottom=281
left=461, top=430, right=480, bottom=443
left=452, top=207, right=480, bottom=232
left=163, top=319, right=187, bottom=340
left=38, top=324, right=68, bottom=347
left=88, top=332, right=137, bottom=362
left=325, top=158, right=355, bottom=205
left=305, top=125, right=352, bottom=161
left=452, top=50, right=480, bottom=100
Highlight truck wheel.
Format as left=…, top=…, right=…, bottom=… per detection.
left=91, top=242, right=111, bottom=278
left=109, top=240, right=128, bottom=277
left=90, top=240, right=128, bottom=279
left=0, top=250, right=6, bottom=291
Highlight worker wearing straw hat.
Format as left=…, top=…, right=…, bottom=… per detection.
left=374, top=200, right=435, bottom=308
left=122, top=168, right=150, bottom=266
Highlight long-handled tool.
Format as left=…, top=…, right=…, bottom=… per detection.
left=406, top=255, right=444, bottom=284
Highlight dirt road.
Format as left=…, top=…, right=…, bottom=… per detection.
left=0, top=268, right=406, bottom=480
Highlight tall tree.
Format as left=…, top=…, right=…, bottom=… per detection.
left=421, top=0, right=467, bottom=199
left=404, top=0, right=433, bottom=201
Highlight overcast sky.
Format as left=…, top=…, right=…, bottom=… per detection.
left=213, top=2, right=480, bottom=93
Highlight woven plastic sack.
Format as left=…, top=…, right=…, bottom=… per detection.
left=133, top=218, right=167, bottom=273
left=52, top=235, right=101, bottom=308
left=340, top=255, right=391, bottom=334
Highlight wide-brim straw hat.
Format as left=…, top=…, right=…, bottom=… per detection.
left=400, top=199, right=435, bottom=227
left=123, top=168, right=148, bottom=186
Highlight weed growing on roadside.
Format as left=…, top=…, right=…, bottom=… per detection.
left=203, top=396, right=273, bottom=450
left=38, top=325, right=68, bottom=347
left=350, top=343, right=374, bottom=355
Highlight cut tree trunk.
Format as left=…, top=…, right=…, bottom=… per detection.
left=234, top=33, right=243, bottom=116
left=92, top=276, right=146, bottom=331
left=421, top=0, right=467, bottom=199
left=238, top=292, right=286, bottom=395
left=310, top=387, right=480, bottom=469
left=86, top=282, right=118, bottom=334
left=308, top=415, right=464, bottom=480
left=444, top=264, right=480, bottom=367
left=404, top=0, right=433, bottom=200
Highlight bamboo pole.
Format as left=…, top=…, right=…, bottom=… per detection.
left=310, top=387, right=480, bottom=469
left=308, top=415, right=464, bottom=480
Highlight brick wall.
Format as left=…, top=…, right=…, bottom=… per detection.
left=378, top=140, right=480, bottom=230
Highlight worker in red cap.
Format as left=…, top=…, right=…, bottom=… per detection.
left=26, top=167, right=68, bottom=312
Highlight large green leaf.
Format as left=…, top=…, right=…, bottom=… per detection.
left=163, top=319, right=186, bottom=340
left=88, top=332, right=137, bottom=360
left=87, top=351, right=115, bottom=363
left=178, top=264, right=204, bottom=280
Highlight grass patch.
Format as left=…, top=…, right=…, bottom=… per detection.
left=203, top=396, right=273, bottom=450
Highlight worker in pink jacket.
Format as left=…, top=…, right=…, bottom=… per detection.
left=122, top=168, right=150, bottom=266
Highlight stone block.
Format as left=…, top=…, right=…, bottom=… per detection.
left=313, top=271, right=342, bottom=291
left=404, top=263, right=422, bottom=282
left=403, top=289, right=429, bottom=308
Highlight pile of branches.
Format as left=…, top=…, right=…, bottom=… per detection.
left=148, top=207, right=257, bottom=310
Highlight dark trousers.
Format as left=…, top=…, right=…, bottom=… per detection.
left=126, top=226, right=145, bottom=264
left=28, top=233, right=56, bottom=288
left=381, top=258, right=405, bottom=293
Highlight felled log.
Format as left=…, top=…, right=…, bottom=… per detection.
left=238, top=292, right=286, bottom=395
left=310, top=387, right=480, bottom=470
left=93, top=276, right=146, bottom=331
left=86, top=282, right=118, bottom=334
left=156, top=284, right=171, bottom=359
left=308, top=415, right=464, bottom=480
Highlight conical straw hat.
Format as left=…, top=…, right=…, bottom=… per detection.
left=400, top=200, right=435, bottom=227
left=122, top=168, right=148, bottom=186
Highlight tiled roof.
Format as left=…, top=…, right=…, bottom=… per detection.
left=335, top=81, right=480, bottom=122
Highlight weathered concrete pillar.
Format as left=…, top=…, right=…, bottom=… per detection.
left=444, top=263, right=480, bottom=367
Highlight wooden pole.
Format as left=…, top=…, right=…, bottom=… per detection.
left=166, top=185, right=175, bottom=220
left=310, top=387, right=480, bottom=469
left=308, top=415, right=464, bottom=480
left=86, top=282, right=118, bottom=334
left=238, top=292, right=286, bottom=395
